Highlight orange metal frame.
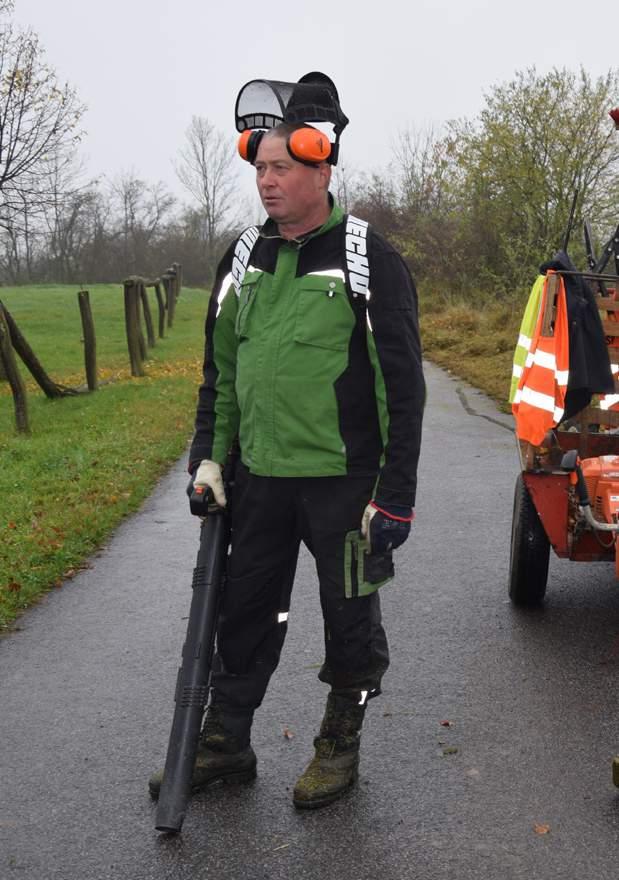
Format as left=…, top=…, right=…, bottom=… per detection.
left=519, top=272, right=619, bottom=564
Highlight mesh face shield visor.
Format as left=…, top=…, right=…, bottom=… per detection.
left=234, top=72, right=349, bottom=165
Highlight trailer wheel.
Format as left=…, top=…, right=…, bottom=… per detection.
left=508, top=474, right=550, bottom=606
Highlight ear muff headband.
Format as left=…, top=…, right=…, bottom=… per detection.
left=237, top=127, right=332, bottom=166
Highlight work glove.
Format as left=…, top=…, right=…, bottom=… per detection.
left=193, top=459, right=227, bottom=507
left=361, top=501, right=414, bottom=554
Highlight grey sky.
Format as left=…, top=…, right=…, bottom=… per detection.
left=13, top=0, right=619, bottom=205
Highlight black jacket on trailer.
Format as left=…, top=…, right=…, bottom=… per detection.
left=541, top=251, right=614, bottom=419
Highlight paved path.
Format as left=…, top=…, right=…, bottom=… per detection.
left=2, top=362, right=619, bottom=879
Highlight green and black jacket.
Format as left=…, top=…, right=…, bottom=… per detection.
left=190, top=200, right=425, bottom=508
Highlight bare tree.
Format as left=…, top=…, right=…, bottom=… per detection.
left=332, top=159, right=361, bottom=213
left=175, top=116, right=239, bottom=281
left=0, top=4, right=85, bottom=229
left=110, top=171, right=176, bottom=276
left=393, top=127, right=451, bottom=216
left=42, top=152, right=98, bottom=283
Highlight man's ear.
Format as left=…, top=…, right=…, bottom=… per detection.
left=318, top=163, right=332, bottom=190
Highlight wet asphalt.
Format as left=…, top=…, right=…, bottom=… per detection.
left=1, top=361, right=619, bottom=879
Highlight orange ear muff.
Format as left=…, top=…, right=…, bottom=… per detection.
left=237, top=129, right=265, bottom=164
left=287, top=128, right=332, bottom=165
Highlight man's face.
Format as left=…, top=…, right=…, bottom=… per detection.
left=254, top=134, right=330, bottom=228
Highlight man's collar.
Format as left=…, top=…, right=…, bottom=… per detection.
left=260, top=195, right=343, bottom=243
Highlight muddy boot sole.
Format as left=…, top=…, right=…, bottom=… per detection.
left=293, top=766, right=358, bottom=810
left=149, top=765, right=257, bottom=800
left=148, top=748, right=257, bottom=800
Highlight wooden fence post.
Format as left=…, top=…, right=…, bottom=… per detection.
left=154, top=281, right=166, bottom=338
left=172, top=262, right=182, bottom=299
left=0, top=299, right=76, bottom=398
left=123, top=278, right=145, bottom=377
left=135, top=280, right=147, bottom=362
left=0, top=306, right=29, bottom=433
left=139, top=281, right=156, bottom=348
left=77, top=290, right=98, bottom=391
left=163, top=272, right=176, bottom=329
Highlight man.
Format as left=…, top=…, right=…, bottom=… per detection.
left=150, top=113, right=425, bottom=809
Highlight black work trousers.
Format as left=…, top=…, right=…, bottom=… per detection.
left=210, top=462, right=390, bottom=716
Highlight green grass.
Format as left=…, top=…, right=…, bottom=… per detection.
left=1, top=283, right=520, bottom=631
left=1, top=284, right=210, bottom=630
left=419, top=291, right=522, bottom=411
left=0, top=283, right=207, bottom=383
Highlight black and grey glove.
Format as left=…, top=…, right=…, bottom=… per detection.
left=361, top=501, right=414, bottom=554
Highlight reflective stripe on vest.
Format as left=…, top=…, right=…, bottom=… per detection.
left=509, top=275, right=545, bottom=404
left=512, top=272, right=569, bottom=445
left=600, top=362, right=619, bottom=410
left=599, top=299, right=619, bottom=410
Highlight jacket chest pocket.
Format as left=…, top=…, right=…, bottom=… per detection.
left=294, top=280, right=354, bottom=351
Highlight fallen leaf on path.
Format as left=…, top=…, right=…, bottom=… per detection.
left=534, top=824, right=551, bottom=835
left=283, top=727, right=294, bottom=740
left=273, top=844, right=290, bottom=852
left=440, top=720, right=454, bottom=727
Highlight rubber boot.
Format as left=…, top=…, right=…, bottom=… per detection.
left=148, top=705, right=256, bottom=799
left=293, top=691, right=366, bottom=810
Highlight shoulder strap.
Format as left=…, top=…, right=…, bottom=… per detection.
left=230, top=219, right=372, bottom=306
left=230, top=225, right=260, bottom=295
left=343, top=214, right=371, bottom=306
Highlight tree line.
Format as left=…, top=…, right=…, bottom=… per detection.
left=0, top=158, right=239, bottom=289
left=344, top=67, right=619, bottom=298
left=0, top=2, right=242, bottom=288
left=1, top=0, right=617, bottom=297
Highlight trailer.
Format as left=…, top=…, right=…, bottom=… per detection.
left=509, top=268, right=619, bottom=606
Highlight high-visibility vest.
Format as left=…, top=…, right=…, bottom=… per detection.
left=511, top=272, right=569, bottom=446
left=509, top=275, right=545, bottom=404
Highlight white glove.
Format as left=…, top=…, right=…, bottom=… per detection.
left=194, top=459, right=226, bottom=507
left=360, top=503, right=376, bottom=540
